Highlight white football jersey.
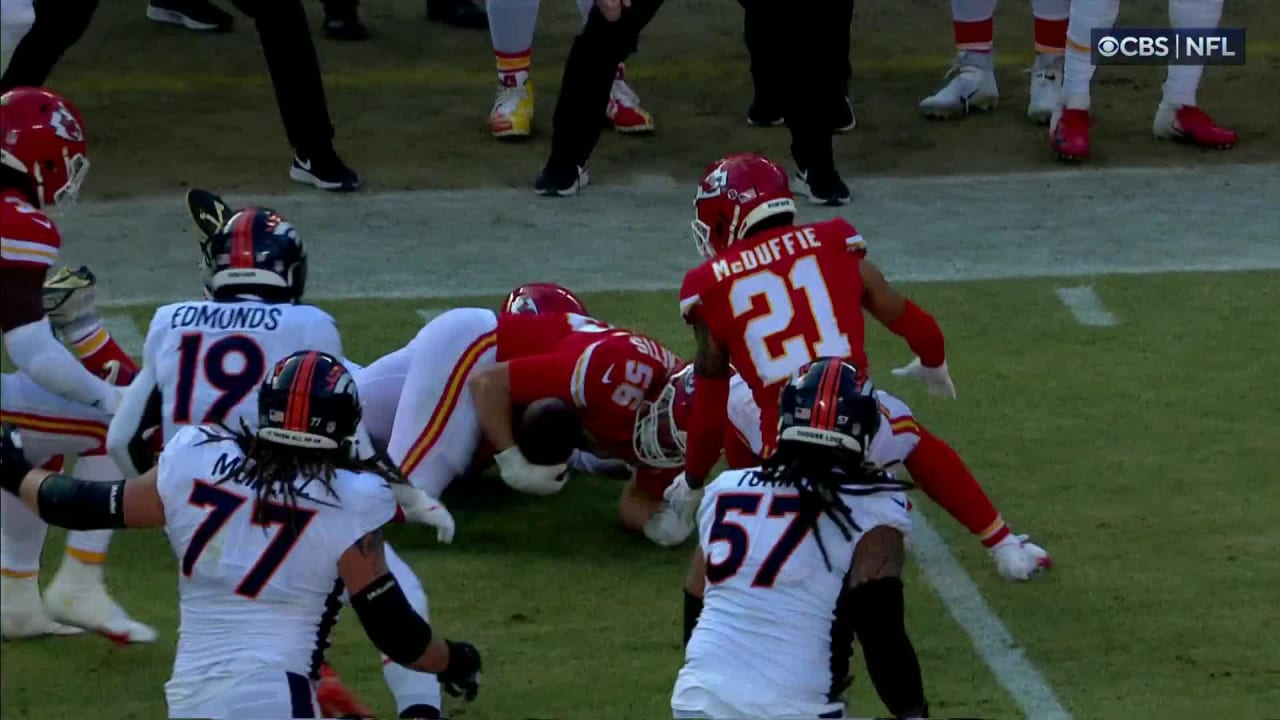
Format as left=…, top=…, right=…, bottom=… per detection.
left=157, top=425, right=396, bottom=701
left=673, top=469, right=856, bottom=720
left=348, top=343, right=412, bottom=450
left=142, top=300, right=342, bottom=442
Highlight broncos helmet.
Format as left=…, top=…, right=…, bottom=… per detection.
left=257, top=351, right=361, bottom=450
left=201, top=207, right=306, bottom=303
left=773, top=358, right=881, bottom=479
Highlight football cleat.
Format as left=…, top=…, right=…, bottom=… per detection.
left=1026, top=53, right=1063, bottom=125
left=186, top=188, right=232, bottom=240
left=489, top=81, right=535, bottom=139
left=989, top=533, right=1053, bottom=581
left=746, top=98, right=785, bottom=127
left=1050, top=107, right=1091, bottom=161
left=44, top=559, right=159, bottom=644
left=919, top=51, right=999, bottom=119
left=606, top=64, right=655, bottom=134
left=1153, top=104, right=1238, bottom=149
left=42, top=265, right=97, bottom=331
left=317, top=664, right=375, bottom=719
left=1, top=576, right=84, bottom=640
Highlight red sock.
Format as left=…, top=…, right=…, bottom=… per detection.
left=68, top=324, right=138, bottom=386
left=1034, top=17, right=1069, bottom=54
left=905, top=427, right=1009, bottom=547
left=954, top=18, right=994, bottom=53
left=495, top=49, right=531, bottom=87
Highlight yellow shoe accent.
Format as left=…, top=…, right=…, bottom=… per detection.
left=489, top=82, right=534, bottom=139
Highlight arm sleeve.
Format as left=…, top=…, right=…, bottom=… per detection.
left=507, top=353, right=581, bottom=406
left=3, top=317, right=119, bottom=412
left=684, top=372, right=730, bottom=484
left=107, top=362, right=159, bottom=476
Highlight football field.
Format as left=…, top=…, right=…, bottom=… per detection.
left=3, top=164, right=1279, bottom=719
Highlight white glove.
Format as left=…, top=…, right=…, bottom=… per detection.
left=495, top=447, right=568, bottom=496
left=569, top=449, right=633, bottom=479
left=643, top=503, right=696, bottom=547
left=391, top=484, right=456, bottom=544
left=890, top=357, right=957, bottom=399
left=989, top=533, right=1052, bottom=581
left=662, top=473, right=704, bottom=530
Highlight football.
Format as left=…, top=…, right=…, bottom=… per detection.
left=515, top=398, right=584, bottom=466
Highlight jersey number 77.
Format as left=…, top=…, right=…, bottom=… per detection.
left=182, top=480, right=315, bottom=599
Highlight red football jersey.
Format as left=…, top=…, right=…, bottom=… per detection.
left=0, top=189, right=61, bottom=274
left=679, top=217, right=868, bottom=451
left=498, top=312, right=684, bottom=462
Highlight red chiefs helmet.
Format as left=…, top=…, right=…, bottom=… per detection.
left=0, top=88, right=89, bottom=208
left=502, top=282, right=589, bottom=316
left=691, top=152, right=795, bottom=259
left=633, top=364, right=695, bottom=468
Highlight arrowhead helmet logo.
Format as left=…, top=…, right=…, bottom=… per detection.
left=48, top=105, right=84, bottom=142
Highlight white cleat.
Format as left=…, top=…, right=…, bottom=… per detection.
left=989, top=533, right=1053, bottom=581
left=1, top=575, right=84, bottom=640
left=919, top=51, right=1000, bottom=119
left=1026, top=53, right=1064, bottom=125
left=44, top=560, right=158, bottom=644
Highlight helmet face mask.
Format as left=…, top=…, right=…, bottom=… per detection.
left=632, top=366, right=695, bottom=468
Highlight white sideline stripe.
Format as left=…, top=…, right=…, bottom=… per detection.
left=101, top=313, right=144, bottom=356
left=1054, top=286, right=1117, bottom=327
left=910, top=514, right=1073, bottom=720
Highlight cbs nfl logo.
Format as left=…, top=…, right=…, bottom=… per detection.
left=1092, top=27, right=1245, bottom=65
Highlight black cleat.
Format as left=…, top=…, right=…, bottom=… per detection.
left=534, top=164, right=589, bottom=197
left=290, top=150, right=359, bottom=192
left=186, top=188, right=232, bottom=239
left=146, top=0, right=233, bottom=32
left=796, top=167, right=850, bottom=206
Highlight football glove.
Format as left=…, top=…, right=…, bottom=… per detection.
left=0, top=423, right=33, bottom=495
left=391, top=484, right=456, bottom=544
left=662, top=473, right=704, bottom=530
left=890, top=357, right=957, bottom=399
left=186, top=188, right=232, bottom=240
left=569, top=449, right=633, bottom=479
left=42, top=266, right=101, bottom=340
left=439, top=640, right=482, bottom=702
left=495, top=447, right=568, bottom=496
left=989, top=533, right=1053, bottom=581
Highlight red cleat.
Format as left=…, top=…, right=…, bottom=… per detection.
left=1050, top=108, right=1090, bottom=161
left=1153, top=104, right=1237, bottom=149
left=317, top=664, right=375, bottom=719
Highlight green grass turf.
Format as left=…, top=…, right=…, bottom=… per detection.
left=2, top=272, right=1278, bottom=719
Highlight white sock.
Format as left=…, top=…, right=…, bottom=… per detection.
left=1063, top=0, right=1121, bottom=109
left=1, top=491, right=48, bottom=578
left=382, top=545, right=442, bottom=715
left=1030, top=0, right=1069, bottom=19
left=486, top=0, right=539, bottom=86
left=63, top=454, right=123, bottom=562
left=1162, top=0, right=1224, bottom=107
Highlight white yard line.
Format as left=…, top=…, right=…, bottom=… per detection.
left=101, top=313, right=145, bottom=355
left=909, top=514, right=1073, bottom=720
left=1054, top=286, right=1118, bottom=327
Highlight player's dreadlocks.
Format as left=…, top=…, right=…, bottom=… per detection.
left=764, top=444, right=911, bottom=572
left=197, top=422, right=406, bottom=531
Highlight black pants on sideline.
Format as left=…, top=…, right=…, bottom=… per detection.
left=741, top=0, right=853, bottom=173
left=545, top=0, right=665, bottom=174
left=230, top=0, right=335, bottom=156
left=0, top=0, right=99, bottom=91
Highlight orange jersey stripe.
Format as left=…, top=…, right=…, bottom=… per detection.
left=399, top=331, right=497, bottom=476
